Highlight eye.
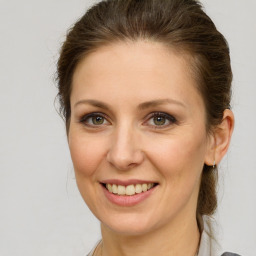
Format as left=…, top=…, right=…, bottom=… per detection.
left=80, top=113, right=110, bottom=127
left=146, top=112, right=176, bottom=128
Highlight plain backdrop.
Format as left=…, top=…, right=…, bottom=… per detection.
left=0, top=0, right=255, bottom=255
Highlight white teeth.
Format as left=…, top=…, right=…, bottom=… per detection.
left=105, top=183, right=155, bottom=196
left=117, top=185, right=126, bottom=195
left=135, top=184, right=142, bottom=193
left=149, top=183, right=154, bottom=189
left=126, top=185, right=135, bottom=195
left=112, top=184, right=118, bottom=194
left=142, top=184, right=147, bottom=192
left=107, top=184, right=112, bottom=193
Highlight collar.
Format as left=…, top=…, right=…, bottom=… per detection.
left=197, top=215, right=221, bottom=256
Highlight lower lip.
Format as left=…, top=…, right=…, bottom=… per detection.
left=102, top=185, right=157, bottom=207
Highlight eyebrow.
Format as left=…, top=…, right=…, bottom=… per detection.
left=74, top=98, right=186, bottom=110
left=74, top=99, right=111, bottom=110
left=138, top=98, right=186, bottom=110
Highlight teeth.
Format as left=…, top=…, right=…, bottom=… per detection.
left=117, top=185, right=126, bottom=195
left=135, top=184, right=142, bottom=193
left=112, top=184, right=118, bottom=194
left=126, top=185, right=135, bottom=195
left=107, top=184, right=112, bottom=193
left=142, top=184, right=147, bottom=192
left=105, top=183, right=155, bottom=196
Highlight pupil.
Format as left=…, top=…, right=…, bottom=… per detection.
left=93, top=116, right=104, bottom=124
left=154, top=116, right=165, bottom=125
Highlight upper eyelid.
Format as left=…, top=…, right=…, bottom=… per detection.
left=146, top=112, right=176, bottom=121
left=147, top=111, right=174, bottom=118
left=81, top=112, right=108, bottom=119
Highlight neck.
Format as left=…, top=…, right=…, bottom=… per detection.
left=100, top=213, right=200, bottom=256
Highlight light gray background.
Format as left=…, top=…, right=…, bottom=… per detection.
left=0, top=0, right=255, bottom=255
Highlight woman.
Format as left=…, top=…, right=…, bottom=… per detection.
left=56, top=0, right=238, bottom=255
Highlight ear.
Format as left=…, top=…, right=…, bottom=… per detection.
left=204, top=109, right=235, bottom=166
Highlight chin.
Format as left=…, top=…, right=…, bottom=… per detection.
left=100, top=212, right=160, bottom=236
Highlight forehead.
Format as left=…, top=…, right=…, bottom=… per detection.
left=73, top=40, right=192, bottom=82
left=71, top=40, right=203, bottom=110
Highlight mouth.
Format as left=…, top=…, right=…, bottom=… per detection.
left=101, top=182, right=158, bottom=196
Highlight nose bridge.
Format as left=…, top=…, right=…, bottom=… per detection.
left=107, top=121, right=143, bottom=170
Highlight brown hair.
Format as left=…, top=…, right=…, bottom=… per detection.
left=56, top=0, right=232, bottom=217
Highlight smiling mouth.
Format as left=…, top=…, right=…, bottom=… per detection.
left=102, top=183, right=158, bottom=196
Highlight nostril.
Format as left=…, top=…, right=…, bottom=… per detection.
left=106, top=145, right=144, bottom=171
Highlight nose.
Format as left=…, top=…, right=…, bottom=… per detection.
left=106, top=125, right=144, bottom=171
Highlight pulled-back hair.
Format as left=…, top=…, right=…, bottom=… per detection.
left=56, top=0, right=232, bottom=217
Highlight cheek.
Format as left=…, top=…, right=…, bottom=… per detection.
left=68, top=132, right=107, bottom=177
left=146, top=131, right=207, bottom=180
left=146, top=132, right=207, bottom=213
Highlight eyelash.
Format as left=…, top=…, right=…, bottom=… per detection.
left=79, top=112, right=177, bottom=129
left=146, top=112, right=177, bottom=128
left=79, top=112, right=109, bottom=127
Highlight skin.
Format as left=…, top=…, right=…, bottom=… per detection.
left=68, top=41, right=234, bottom=256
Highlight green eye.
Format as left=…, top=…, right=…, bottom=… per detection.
left=153, top=116, right=166, bottom=125
left=92, top=116, right=104, bottom=125
left=80, top=113, right=109, bottom=127
left=147, top=112, right=177, bottom=128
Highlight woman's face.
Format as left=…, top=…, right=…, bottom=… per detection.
left=69, top=41, right=213, bottom=235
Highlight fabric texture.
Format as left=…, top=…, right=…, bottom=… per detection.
left=197, top=216, right=241, bottom=256
left=87, top=241, right=100, bottom=256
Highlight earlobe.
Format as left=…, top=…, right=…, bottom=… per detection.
left=204, top=109, right=234, bottom=166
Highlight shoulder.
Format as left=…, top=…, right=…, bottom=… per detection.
left=87, top=240, right=102, bottom=256
left=198, top=215, right=242, bottom=256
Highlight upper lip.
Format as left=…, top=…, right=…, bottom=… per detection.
left=100, top=179, right=157, bottom=186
